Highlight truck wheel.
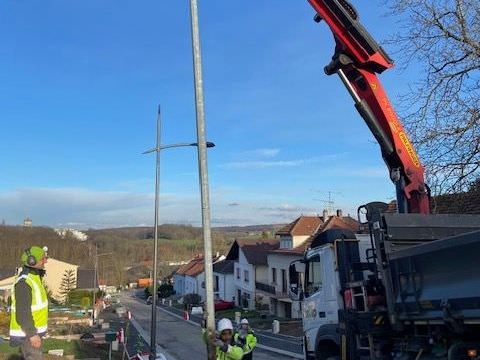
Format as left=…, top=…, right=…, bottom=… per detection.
left=315, top=341, right=339, bottom=360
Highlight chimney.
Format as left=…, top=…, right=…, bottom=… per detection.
left=322, top=209, right=329, bottom=220
left=336, top=209, right=343, bottom=217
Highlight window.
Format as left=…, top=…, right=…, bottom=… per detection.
left=280, top=237, right=293, bottom=249
left=236, top=267, right=240, bottom=280
left=244, top=270, right=249, bottom=283
left=282, top=269, right=287, bottom=293
left=305, top=255, right=322, bottom=296
left=214, top=275, right=219, bottom=292
left=272, top=268, right=277, bottom=285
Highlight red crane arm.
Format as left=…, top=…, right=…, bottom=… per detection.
left=307, top=0, right=430, bottom=214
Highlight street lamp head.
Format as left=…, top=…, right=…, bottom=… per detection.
left=206, top=142, right=215, bottom=148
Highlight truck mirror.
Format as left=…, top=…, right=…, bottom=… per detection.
left=289, top=261, right=304, bottom=301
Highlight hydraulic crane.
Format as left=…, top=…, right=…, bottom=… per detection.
left=286, top=3, right=480, bottom=359
left=307, top=0, right=430, bottom=214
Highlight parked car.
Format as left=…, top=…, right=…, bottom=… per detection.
left=214, top=299, right=234, bottom=311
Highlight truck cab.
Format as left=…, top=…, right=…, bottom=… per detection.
left=289, top=229, right=372, bottom=359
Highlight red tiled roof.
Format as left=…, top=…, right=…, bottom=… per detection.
left=272, top=216, right=359, bottom=255
left=175, top=254, right=225, bottom=277
left=176, top=255, right=205, bottom=277
left=276, top=216, right=324, bottom=236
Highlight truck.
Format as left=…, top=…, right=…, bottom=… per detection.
left=289, top=209, right=480, bottom=359
left=288, top=1, right=480, bottom=359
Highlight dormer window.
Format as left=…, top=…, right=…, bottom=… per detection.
left=280, top=236, right=293, bottom=249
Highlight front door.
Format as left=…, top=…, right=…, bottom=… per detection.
left=285, top=302, right=292, bottom=318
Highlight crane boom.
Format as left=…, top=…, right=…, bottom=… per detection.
left=308, top=0, right=430, bottom=214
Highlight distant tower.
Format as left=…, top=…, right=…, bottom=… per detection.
left=1, top=219, right=5, bottom=226
left=23, top=217, right=32, bottom=228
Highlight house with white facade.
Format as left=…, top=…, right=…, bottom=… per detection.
left=225, top=239, right=279, bottom=310
left=173, top=254, right=225, bottom=301
left=260, top=211, right=359, bottom=318
left=173, top=255, right=204, bottom=297
left=212, top=260, right=234, bottom=301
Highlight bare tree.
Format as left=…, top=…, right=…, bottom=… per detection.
left=385, top=0, right=480, bottom=193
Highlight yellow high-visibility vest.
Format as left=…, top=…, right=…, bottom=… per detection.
left=9, top=272, right=48, bottom=337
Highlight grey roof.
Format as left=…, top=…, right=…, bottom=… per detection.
left=76, top=269, right=98, bottom=289
left=226, top=239, right=279, bottom=266
left=213, top=260, right=234, bottom=274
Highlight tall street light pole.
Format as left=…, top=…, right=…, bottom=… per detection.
left=143, top=106, right=215, bottom=360
left=150, top=106, right=161, bottom=360
left=188, top=1, right=216, bottom=359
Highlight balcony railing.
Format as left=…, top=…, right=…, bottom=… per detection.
left=255, top=282, right=290, bottom=299
left=255, top=281, right=276, bottom=295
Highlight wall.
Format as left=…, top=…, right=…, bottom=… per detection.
left=173, top=274, right=184, bottom=296
left=267, top=253, right=304, bottom=319
left=233, top=248, right=256, bottom=309
left=44, top=258, right=79, bottom=301
left=196, top=272, right=205, bottom=301
left=184, top=275, right=197, bottom=295
left=267, top=253, right=302, bottom=290
left=255, top=265, right=269, bottom=284
left=213, top=272, right=234, bottom=301
left=292, top=235, right=310, bottom=248
left=234, top=249, right=255, bottom=293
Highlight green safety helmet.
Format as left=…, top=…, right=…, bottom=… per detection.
left=21, top=246, right=47, bottom=266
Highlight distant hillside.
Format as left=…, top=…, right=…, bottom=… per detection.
left=213, top=224, right=285, bottom=238
left=0, top=225, right=94, bottom=270
left=87, top=224, right=202, bottom=242
left=0, top=223, right=281, bottom=286
left=87, top=223, right=283, bottom=241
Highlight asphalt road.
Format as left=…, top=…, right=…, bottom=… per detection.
left=157, top=301, right=304, bottom=355
left=120, top=295, right=296, bottom=360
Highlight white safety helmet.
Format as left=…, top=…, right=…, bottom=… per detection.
left=218, top=318, right=233, bottom=333
left=240, top=318, right=249, bottom=325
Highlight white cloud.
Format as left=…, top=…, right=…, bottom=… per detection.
left=0, top=186, right=372, bottom=228
left=258, top=204, right=316, bottom=213
left=242, top=148, right=280, bottom=158
left=220, top=157, right=320, bottom=170
left=0, top=187, right=187, bottom=229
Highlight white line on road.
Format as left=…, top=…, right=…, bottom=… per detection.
left=256, top=331, right=302, bottom=345
left=256, top=344, right=304, bottom=359
left=157, top=306, right=200, bottom=327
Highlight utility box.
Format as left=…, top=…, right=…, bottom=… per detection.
left=105, top=331, right=117, bottom=342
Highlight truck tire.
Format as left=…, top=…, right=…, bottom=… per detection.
left=315, top=341, right=340, bottom=360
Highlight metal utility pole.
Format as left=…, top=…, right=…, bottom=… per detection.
left=149, top=106, right=161, bottom=360
left=92, top=243, right=97, bottom=324
left=142, top=105, right=215, bottom=360
left=188, top=1, right=216, bottom=359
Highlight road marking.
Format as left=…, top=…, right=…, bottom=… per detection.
left=256, top=344, right=304, bottom=359
left=157, top=306, right=201, bottom=327
left=257, top=332, right=302, bottom=345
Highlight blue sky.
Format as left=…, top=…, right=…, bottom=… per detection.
left=0, top=1, right=414, bottom=228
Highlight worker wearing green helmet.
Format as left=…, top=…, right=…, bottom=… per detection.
left=10, top=246, right=49, bottom=360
